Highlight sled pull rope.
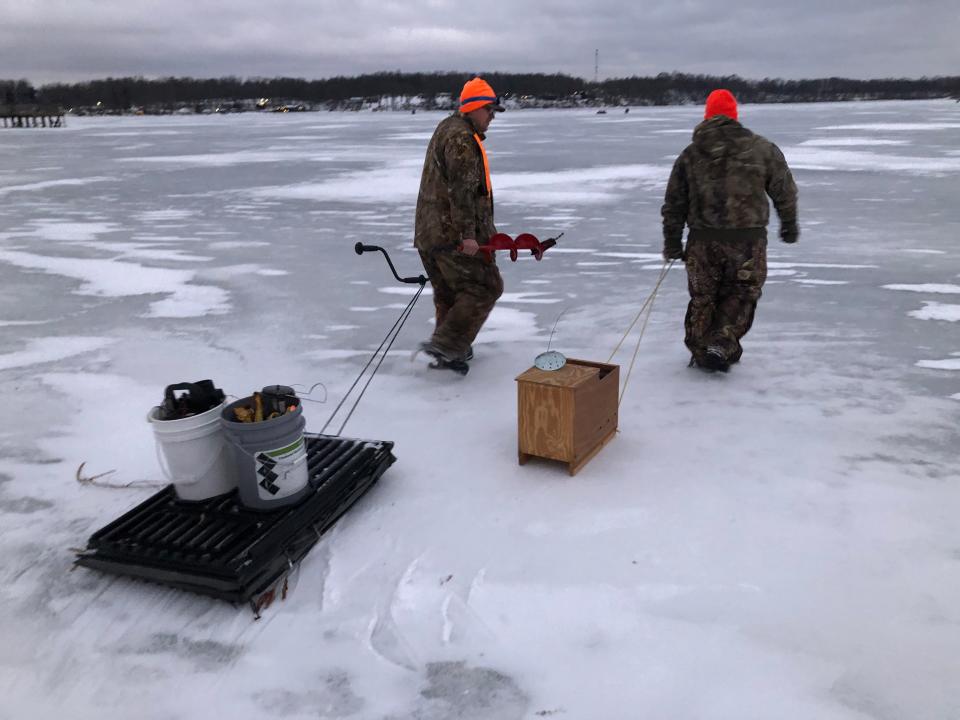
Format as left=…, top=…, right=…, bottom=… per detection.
left=320, top=283, right=425, bottom=436
left=607, top=260, right=675, bottom=406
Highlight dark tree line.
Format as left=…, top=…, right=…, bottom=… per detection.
left=5, top=72, right=959, bottom=111
left=1, top=79, right=38, bottom=105
left=601, top=73, right=960, bottom=104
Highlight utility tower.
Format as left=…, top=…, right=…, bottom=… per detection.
left=594, top=49, right=599, bottom=83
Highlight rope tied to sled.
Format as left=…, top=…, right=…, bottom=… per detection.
left=320, top=283, right=425, bottom=436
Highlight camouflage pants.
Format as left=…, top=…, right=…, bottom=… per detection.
left=683, top=230, right=767, bottom=364
left=418, top=248, right=504, bottom=356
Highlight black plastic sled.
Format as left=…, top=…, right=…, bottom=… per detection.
left=75, top=433, right=395, bottom=610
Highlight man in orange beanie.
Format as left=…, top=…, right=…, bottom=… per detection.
left=661, top=88, right=799, bottom=372
left=413, top=77, right=506, bottom=374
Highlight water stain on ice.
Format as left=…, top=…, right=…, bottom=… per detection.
left=120, top=632, right=242, bottom=671
left=252, top=670, right=363, bottom=717
left=0, top=496, right=54, bottom=514
left=401, top=661, right=529, bottom=720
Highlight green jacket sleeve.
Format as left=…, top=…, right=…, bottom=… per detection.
left=766, top=143, right=798, bottom=228
left=661, top=154, right=689, bottom=247
left=442, top=133, right=484, bottom=240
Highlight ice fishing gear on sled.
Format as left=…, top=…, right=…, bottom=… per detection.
left=76, top=245, right=430, bottom=614
left=77, top=379, right=396, bottom=615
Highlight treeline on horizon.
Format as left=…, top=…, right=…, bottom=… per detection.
left=5, top=71, right=960, bottom=109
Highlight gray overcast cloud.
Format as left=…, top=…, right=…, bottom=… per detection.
left=2, top=0, right=957, bottom=84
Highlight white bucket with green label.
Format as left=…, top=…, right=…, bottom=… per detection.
left=220, top=396, right=310, bottom=510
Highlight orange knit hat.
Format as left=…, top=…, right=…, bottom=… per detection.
left=460, top=77, right=505, bottom=114
left=704, top=89, right=738, bottom=120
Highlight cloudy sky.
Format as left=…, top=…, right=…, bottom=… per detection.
left=2, top=0, right=957, bottom=85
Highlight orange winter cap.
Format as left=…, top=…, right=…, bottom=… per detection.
left=704, top=89, right=738, bottom=120
left=459, top=77, right=505, bottom=114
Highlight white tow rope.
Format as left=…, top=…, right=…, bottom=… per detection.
left=607, top=260, right=675, bottom=406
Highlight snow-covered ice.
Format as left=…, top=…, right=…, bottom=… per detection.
left=1, top=101, right=959, bottom=720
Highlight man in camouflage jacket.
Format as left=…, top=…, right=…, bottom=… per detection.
left=661, top=89, right=799, bottom=371
left=414, top=77, right=505, bottom=366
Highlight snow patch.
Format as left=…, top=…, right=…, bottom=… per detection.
left=793, top=279, right=849, bottom=286
left=916, top=358, right=960, bottom=370
left=908, top=302, right=960, bottom=322
left=0, top=337, right=115, bottom=371
left=27, top=220, right=120, bottom=243
left=884, top=284, right=960, bottom=294
left=498, top=164, right=666, bottom=205
left=799, top=138, right=910, bottom=147
left=475, top=306, right=543, bottom=344
left=783, top=147, right=960, bottom=174
left=498, top=292, right=563, bottom=305
left=0, top=177, right=112, bottom=197
left=137, top=209, right=194, bottom=222
left=0, top=249, right=229, bottom=318
left=815, top=122, right=960, bottom=131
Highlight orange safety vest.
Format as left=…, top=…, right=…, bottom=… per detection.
left=472, top=133, right=492, bottom=203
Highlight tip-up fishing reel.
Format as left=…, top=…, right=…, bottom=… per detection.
left=533, top=308, right=569, bottom=372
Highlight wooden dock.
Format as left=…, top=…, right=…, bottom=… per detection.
left=1, top=105, right=65, bottom=128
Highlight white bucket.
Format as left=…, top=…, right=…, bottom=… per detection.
left=147, top=402, right=237, bottom=501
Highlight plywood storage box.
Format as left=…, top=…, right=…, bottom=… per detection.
left=515, top=359, right=619, bottom=476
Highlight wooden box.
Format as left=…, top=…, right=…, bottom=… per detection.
left=515, top=359, right=619, bottom=476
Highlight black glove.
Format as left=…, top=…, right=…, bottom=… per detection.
left=780, top=222, right=799, bottom=244
left=663, top=243, right=684, bottom=261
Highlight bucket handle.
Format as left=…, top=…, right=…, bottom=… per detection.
left=155, top=438, right=229, bottom=485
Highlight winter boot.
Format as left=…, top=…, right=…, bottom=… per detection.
left=417, top=341, right=470, bottom=376
left=702, top=346, right=730, bottom=372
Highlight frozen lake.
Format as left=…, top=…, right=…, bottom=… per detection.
left=1, top=101, right=958, bottom=719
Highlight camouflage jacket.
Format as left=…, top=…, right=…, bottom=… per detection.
left=414, top=113, right=496, bottom=252
left=661, top=116, right=798, bottom=246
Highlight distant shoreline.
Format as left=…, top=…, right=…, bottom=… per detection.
left=7, top=71, right=956, bottom=116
